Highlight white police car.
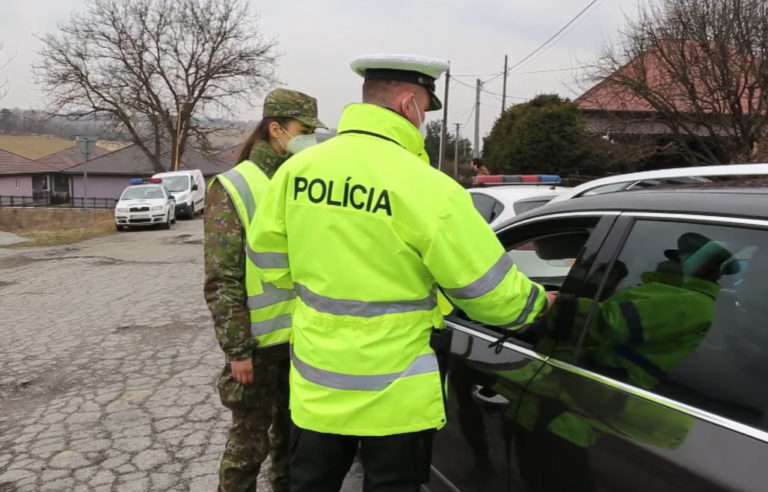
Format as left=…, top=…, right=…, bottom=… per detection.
left=114, top=178, right=176, bottom=231
left=469, top=175, right=569, bottom=228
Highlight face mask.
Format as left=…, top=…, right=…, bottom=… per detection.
left=286, top=134, right=318, bottom=155
left=411, top=98, right=427, bottom=138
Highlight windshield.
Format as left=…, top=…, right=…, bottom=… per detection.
left=121, top=186, right=165, bottom=200
left=159, top=175, right=190, bottom=192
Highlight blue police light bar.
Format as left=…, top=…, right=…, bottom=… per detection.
left=473, top=174, right=562, bottom=186
left=128, top=178, right=145, bottom=185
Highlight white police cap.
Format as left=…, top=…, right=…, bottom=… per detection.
left=351, top=54, right=450, bottom=111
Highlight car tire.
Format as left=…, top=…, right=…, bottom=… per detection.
left=162, top=212, right=172, bottom=230
left=116, top=224, right=125, bottom=232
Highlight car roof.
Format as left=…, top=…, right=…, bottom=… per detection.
left=153, top=170, right=199, bottom=177
left=469, top=185, right=568, bottom=201
left=551, top=163, right=768, bottom=203
left=499, top=187, right=768, bottom=229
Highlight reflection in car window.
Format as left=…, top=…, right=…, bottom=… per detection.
left=579, top=220, right=768, bottom=432
left=497, top=218, right=600, bottom=351
left=470, top=193, right=504, bottom=223
left=508, top=231, right=585, bottom=287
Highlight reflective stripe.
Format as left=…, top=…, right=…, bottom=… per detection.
left=296, top=284, right=436, bottom=317
left=444, top=254, right=513, bottom=300
left=291, top=348, right=439, bottom=391
left=222, top=169, right=256, bottom=223
left=620, top=302, right=644, bottom=343
left=251, top=314, right=292, bottom=337
left=248, top=284, right=296, bottom=310
left=511, top=285, right=540, bottom=325
left=246, top=245, right=289, bottom=269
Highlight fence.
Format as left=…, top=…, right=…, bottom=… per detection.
left=0, top=194, right=117, bottom=209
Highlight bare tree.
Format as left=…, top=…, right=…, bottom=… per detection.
left=589, top=0, right=768, bottom=164
left=36, top=0, right=277, bottom=172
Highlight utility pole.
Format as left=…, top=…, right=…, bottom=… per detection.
left=77, top=136, right=97, bottom=204
left=474, top=79, right=482, bottom=159
left=438, top=68, right=450, bottom=171
left=453, top=123, right=461, bottom=178
left=502, top=54, right=509, bottom=116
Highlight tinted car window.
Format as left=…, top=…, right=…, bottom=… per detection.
left=495, top=216, right=610, bottom=354
left=470, top=192, right=504, bottom=223
left=513, top=197, right=552, bottom=215
left=578, top=219, right=768, bottom=431
left=508, top=231, right=586, bottom=287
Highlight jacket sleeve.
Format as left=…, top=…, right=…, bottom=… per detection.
left=204, top=180, right=254, bottom=360
left=423, top=186, right=547, bottom=328
left=247, top=164, right=291, bottom=285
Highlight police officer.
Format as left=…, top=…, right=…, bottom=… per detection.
left=204, top=88, right=326, bottom=492
left=248, top=55, right=555, bottom=492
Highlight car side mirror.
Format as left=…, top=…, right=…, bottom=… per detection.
left=192, top=184, right=199, bottom=191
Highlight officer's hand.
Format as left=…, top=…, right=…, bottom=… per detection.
left=545, top=291, right=558, bottom=314
left=231, top=358, right=254, bottom=385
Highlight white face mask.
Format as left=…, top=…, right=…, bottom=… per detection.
left=286, top=133, right=318, bottom=155
left=411, top=98, right=427, bottom=138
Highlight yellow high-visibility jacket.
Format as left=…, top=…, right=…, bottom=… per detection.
left=212, top=161, right=294, bottom=349
left=248, top=103, right=546, bottom=436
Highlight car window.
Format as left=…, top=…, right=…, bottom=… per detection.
left=577, top=219, right=768, bottom=432
left=121, top=187, right=164, bottom=200
left=470, top=192, right=504, bottom=223
left=513, top=197, right=552, bottom=215
left=161, top=175, right=190, bottom=192
left=507, top=231, right=586, bottom=288
left=486, top=216, right=611, bottom=354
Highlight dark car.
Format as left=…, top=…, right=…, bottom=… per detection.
left=430, top=186, right=768, bottom=492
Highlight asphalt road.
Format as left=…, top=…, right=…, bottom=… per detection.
left=0, top=218, right=363, bottom=491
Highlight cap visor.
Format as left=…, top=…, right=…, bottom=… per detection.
left=296, top=116, right=328, bottom=129
left=428, top=92, right=442, bottom=112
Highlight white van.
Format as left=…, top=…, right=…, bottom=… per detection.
left=152, top=170, right=206, bottom=219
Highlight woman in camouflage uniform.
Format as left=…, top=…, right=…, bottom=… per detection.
left=204, top=89, right=326, bottom=492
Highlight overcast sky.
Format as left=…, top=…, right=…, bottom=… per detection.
left=0, top=0, right=645, bottom=147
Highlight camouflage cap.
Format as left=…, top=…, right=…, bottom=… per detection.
left=263, top=88, right=327, bottom=129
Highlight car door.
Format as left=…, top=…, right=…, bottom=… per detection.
left=429, top=213, right=618, bottom=492
left=516, top=213, right=768, bottom=492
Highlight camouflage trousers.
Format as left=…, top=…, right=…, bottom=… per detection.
left=217, top=355, right=290, bottom=492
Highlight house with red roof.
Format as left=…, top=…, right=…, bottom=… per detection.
left=574, top=41, right=753, bottom=152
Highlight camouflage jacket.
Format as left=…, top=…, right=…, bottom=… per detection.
left=203, top=141, right=287, bottom=361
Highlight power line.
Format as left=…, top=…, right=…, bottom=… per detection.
left=452, top=76, right=525, bottom=101
left=486, top=0, right=600, bottom=82
left=451, top=72, right=500, bottom=78
left=518, top=64, right=596, bottom=74
left=462, top=103, right=476, bottom=128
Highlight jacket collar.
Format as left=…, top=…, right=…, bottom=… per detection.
left=248, top=140, right=287, bottom=178
left=337, top=104, right=429, bottom=164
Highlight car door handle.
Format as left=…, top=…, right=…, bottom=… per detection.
left=472, top=385, right=510, bottom=406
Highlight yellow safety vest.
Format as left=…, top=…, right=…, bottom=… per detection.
left=248, top=104, right=546, bottom=436
left=212, top=160, right=294, bottom=349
